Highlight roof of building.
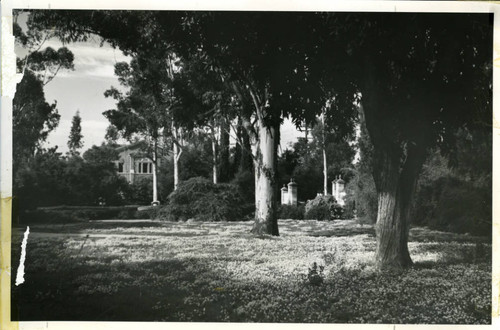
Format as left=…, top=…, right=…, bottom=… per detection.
left=115, top=140, right=147, bottom=152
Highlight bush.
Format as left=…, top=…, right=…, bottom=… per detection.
left=278, top=204, right=305, bottom=220
left=18, top=206, right=143, bottom=224
left=354, top=171, right=378, bottom=224
left=411, top=174, right=491, bottom=237
left=307, top=262, right=325, bottom=286
left=128, top=177, right=154, bottom=205
left=159, top=177, right=249, bottom=222
left=230, top=169, right=255, bottom=202
left=304, top=195, right=342, bottom=221
left=20, top=209, right=82, bottom=224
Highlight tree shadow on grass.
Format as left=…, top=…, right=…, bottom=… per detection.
left=11, top=244, right=491, bottom=323
left=409, top=227, right=491, bottom=244
left=308, top=226, right=375, bottom=238
left=12, top=258, right=214, bottom=321
left=410, top=241, right=491, bottom=268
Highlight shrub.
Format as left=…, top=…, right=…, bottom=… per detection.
left=128, top=177, right=154, bottom=205
left=354, top=171, right=378, bottom=224
left=278, top=204, right=305, bottom=220
left=18, top=206, right=144, bottom=224
left=304, top=195, right=342, bottom=220
left=411, top=174, right=491, bottom=237
left=19, top=209, right=82, bottom=224
left=230, top=169, right=255, bottom=202
left=159, top=177, right=249, bottom=222
left=307, top=262, right=325, bottom=286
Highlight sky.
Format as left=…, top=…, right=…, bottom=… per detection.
left=15, top=31, right=303, bottom=154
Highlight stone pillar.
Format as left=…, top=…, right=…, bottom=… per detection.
left=287, top=178, right=298, bottom=206
left=337, top=176, right=345, bottom=206
left=332, top=178, right=337, bottom=200
left=129, top=155, right=134, bottom=183
left=281, top=185, right=288, bottom=205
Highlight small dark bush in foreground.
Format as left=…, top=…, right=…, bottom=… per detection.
left=307, top=262, right=325, bottom=286
left=304, top=195, right=342, bottom=220
left=158, top=177, right=249, bottom=222
left=278, top=204, right=305, bottom=219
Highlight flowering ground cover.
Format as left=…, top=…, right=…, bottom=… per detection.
left=11, top=219, right=491, bottom=323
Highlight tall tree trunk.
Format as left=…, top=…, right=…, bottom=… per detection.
left=240, top=125, right=253, bottom=172
left=211, top=125, right=218, bottom=184
left=250, top=118, right=280, bottom=236
left=218, top=117, right=230, bottom=182
left=362, top=75, right=428, bottom=269
left=323, top=147, right=328, bottom=196
left=172, top=122, right=182, bottom=190
left=374, top=145, right=426, bottom=269
left=152, top=140, right=158, bottom=203
left=321, top=109, right=328, bottom=195
left=233, top=117, right=243, bottom=173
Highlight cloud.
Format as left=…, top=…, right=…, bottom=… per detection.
left=44, top=118, right=110, bottom=153
left=38, top=38, right=131, bottom=79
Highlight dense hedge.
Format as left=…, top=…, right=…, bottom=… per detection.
left=158, top=177, right=250, bottom=222
left=304, top=195, right=343, bottom=221
left=16, top=205, right=145, bottom=224
left=411, top=175, right=491, bottom=236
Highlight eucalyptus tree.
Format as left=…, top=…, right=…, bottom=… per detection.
left=104, top=53, right=182, bottom=202
left=175, top=13, right=345, bottom=235
left=316, top=90, right=358, bottom=196
left=13, top=10, right=74, bottom=164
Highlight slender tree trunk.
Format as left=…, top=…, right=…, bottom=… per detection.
left=152, top=140, right=158, bottom=203
left=250, top=118, right=279, bottom=236
left=240, top=125, right=253, bottom=172
left=218, top=117, right=230, bottom=182
left=172, top=122, right=182, bottom=190
left=304, top=119, right=309, bottom=142
left=211, top=125, right=218, bottom=184
left=321, top=109, right=327, bottom=195
left=233, top=117, right=243, bottom=173
left=323, top=147, right=328, bottom=196
left=173, top=142, right=179, bottom=190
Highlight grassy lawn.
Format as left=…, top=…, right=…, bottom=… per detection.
left=11, top=219, right=491, bottom=323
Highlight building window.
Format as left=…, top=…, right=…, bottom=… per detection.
left=136, top=160, right=153, bottom=174
left=118, top=162, right=124, bottom=173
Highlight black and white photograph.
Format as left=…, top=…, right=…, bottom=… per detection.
left=1, top=0, right=496, bottom=328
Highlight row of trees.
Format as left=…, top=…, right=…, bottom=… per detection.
left=19, top=11, right=492, bottom=269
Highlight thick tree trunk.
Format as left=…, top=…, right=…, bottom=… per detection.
left=250, top=119, right=279, bottom=236
left=374, top=144, right=426, bottom=269
left=361, top=74, right=428, bottom=269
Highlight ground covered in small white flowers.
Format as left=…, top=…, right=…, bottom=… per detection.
left=11, top=219, right=491, bottom=323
